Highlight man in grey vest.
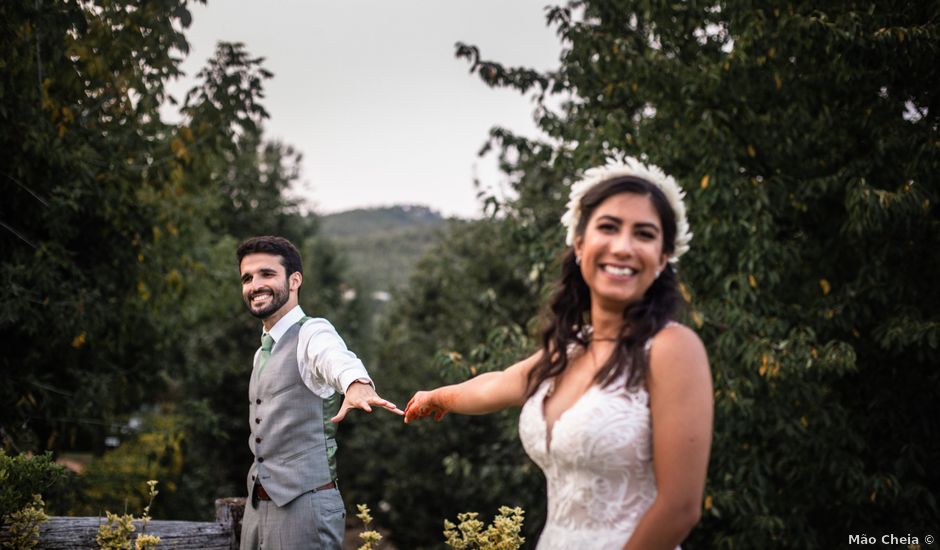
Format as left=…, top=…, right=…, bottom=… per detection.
left=237, top=236, right=403, bottom=549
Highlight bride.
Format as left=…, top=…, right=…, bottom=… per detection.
left=404, top=159, right=713, bottom=549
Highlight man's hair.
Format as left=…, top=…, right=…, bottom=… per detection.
left=236, top=236, right=304, bottom=277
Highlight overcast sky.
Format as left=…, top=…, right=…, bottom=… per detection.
left=164, top=1, right=563, bottom=218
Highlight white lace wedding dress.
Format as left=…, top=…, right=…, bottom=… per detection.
left=519, top=372, right=669, bottom=549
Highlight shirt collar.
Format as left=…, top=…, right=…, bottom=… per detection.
left=263, top=305, right=305, bottom=343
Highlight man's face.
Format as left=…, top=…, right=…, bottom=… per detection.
left=240, top=253, right=293, bottom=320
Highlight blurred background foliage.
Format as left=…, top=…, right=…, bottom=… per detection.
left=2, top=0, right=938, bottom=549
left=0, top=0, right=367, bottom=522
left=342, top=0, right=940, bottom=547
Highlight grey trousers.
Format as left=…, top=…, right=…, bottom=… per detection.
left=240, top=487, right=345, bottom=550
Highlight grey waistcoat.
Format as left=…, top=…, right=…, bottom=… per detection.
left=246, top=318, right=341, bottom=506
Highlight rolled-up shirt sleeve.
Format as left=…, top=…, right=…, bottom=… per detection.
left=297, top=318, right=371, bottom=398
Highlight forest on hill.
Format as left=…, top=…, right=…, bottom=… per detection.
left=319, top=205, right=451, bottom=294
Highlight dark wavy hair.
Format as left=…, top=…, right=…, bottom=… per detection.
left=527, top=176, right=684, bottom=395
left=236, top=235, right=304, bottom=278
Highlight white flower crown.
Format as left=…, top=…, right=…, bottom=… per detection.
left=561, top=157, right=692, bottom=263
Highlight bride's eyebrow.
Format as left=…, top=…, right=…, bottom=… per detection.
left=596, top=214, right=622, bottom=224
left=635, top=222, right=661, bottom=234
left=596, top=215, right=661, bottom=233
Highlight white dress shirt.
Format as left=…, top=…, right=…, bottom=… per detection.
left=257, top=305, right=371, bottom=398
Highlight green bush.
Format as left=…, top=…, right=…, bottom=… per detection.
left=0, top=452, right=64, bottom=527
left=71, top=415, right=184, bottom=518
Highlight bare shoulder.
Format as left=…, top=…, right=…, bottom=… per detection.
left=648, top=323, right=710, bottom=380
left=652, top=322, right=705, bottom=351
left=504, top=349, right=544, bottom=379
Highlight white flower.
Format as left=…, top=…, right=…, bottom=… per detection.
left=562, top=157, right=692, bottom=263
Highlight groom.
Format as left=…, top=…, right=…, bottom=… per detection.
left=237, top=236, right=402, bottom=549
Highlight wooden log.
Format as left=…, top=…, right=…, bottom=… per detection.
left=36, top=516, right=231, bottom=549
left=215, top=497, right=246, bottom=549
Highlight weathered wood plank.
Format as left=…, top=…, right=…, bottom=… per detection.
left=215, top=497, right=246, bottom=549
left=38, top=517, right=231, bottom=549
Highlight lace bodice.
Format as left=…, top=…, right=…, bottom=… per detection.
left=519, top=374, right=661, bottom=549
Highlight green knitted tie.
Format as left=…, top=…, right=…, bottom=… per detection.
left=256, top=333, right=275, bottom=378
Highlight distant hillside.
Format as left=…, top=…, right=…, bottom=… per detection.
left=319, top=205, right=452, bottom=294
left=319, top=204, right=445, bottom=238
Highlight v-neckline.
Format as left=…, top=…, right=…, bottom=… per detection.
left=542, top=380, right=596, bottom=453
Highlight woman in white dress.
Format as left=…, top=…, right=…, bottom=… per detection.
left=404, top=159, right=713, bottom=549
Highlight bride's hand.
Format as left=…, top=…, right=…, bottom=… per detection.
left=404, top=390, right=448, bottom=423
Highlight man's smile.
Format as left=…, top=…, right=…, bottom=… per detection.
left=250, top=291, right=273, bottom=306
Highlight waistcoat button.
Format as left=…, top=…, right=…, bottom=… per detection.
left=255, top=417, right=261, bottom=424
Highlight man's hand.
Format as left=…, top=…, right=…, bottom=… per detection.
left=330, top=380, right=404, bottom=423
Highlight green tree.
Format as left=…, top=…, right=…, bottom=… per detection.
left=351, top=0, right=939, bottom=547
left=504, top=3, right=939, bottom=547
left=1, top=2, right=368, bottom=520
left=339, top=219, right=548, bottom=548
left=1, top=0, right=202, bottom=456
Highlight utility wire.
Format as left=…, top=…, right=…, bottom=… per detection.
left=4, top=173, right=49, bottom=207
left=0, top=220, right=37, bottom=249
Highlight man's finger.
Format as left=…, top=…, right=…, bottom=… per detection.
left=365, top=394, right=404, bottom=416
left=370, top=398, right=401, bottom=412
left=330, top=405, right=349, bottom=423
left=381, top=402, right=405, bottom=416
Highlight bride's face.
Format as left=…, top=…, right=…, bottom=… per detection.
left=574, top=192, right=668, bottom=310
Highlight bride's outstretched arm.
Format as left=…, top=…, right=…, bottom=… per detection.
left=624, top=324, right=713, bottom=550
left=403, top=350, right=542, bottom=423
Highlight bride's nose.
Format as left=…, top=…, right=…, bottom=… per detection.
left=609, top=231, right=634, bottom=256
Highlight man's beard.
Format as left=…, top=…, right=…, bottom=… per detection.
left=244, top=281, right=290, bottom=319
